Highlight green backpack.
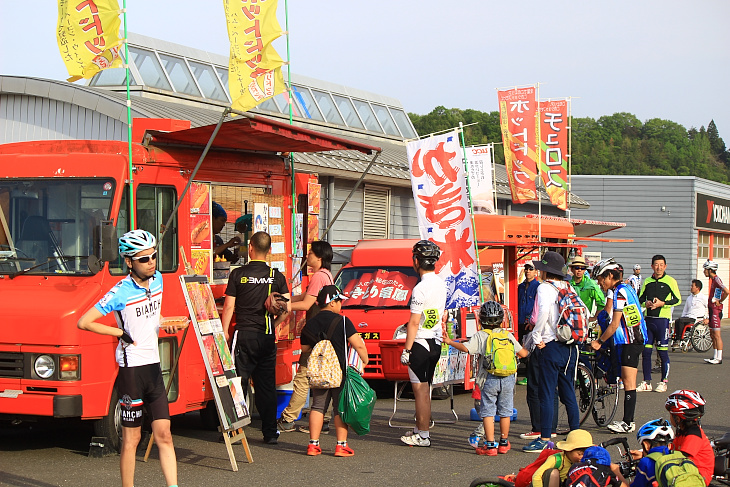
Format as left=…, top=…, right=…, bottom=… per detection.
left=484, top=328, right=517, bottom=377
left=647, top=451, right=705, bottom=487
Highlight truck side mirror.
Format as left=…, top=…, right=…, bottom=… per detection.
left=94, top=220, right=118, bottom=263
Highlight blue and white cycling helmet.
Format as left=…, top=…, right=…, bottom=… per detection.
left=636, top=418, right=674, bottom=444
left=119, top=229, right=156, bottom=257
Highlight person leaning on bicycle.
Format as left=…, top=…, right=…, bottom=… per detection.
left=590, top=258, right=648, bottom=434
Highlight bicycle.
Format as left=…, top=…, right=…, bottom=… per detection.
left=713, top=431, right=730, bottom=486
left=555, top=340, right=620, bottom=432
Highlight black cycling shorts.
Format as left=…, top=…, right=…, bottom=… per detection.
left=408, top=338, right=440, bottom=384
left=116, top=363, right=170, bottom=428
left=620, top=342, right=644, bottom=369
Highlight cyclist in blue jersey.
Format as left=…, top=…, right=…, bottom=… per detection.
left=590, top=258, right=648, bottom=434
left=78, top=229, right=179, bottom=487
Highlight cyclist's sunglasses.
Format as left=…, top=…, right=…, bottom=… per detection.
left=572, top=266, right=587, bottom=271
left=130, top=252, right=158, bottom=264
left=524, top=265, right=535, bottom=271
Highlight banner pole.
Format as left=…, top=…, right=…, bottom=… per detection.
left=491, top=143, right=498, bottom=214
left=459, top=123, right=484, bottom=303
left=567, top=97, right=573, bottom=220
left=122, top=0, right=134, bottom=228
left=536, top=83, right=541, bottom=243
left=284, top=0, right=297, bottom=272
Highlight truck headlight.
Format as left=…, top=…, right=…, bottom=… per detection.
left=34, top=355, right=56, bottom=379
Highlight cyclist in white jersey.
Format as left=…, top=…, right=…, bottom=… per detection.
left=78, top=230, right=179, bottom=487
left=400, top=240, right=447, bottom=447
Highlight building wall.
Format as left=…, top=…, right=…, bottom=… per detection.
left=571, top=175, right=697, bottom=306
left=1, top=94, right=128, bottom=143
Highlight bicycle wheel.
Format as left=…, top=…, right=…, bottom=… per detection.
left=556, top=363, right=595, bottom=433
left=691, top=324, right=712, bottom=353
left=592, top=380, right=620, bottom=427
left=469, top=478, right=514, bottom=487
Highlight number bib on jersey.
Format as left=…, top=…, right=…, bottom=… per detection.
left=623, top=304, right=641, bottom=327
left=423, top=308, right=440, bottom=329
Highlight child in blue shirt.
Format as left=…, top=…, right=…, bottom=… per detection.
left=630, top=418, right=674, bottom=487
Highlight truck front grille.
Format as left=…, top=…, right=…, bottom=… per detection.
left=0, top=352, right=24, bottom=378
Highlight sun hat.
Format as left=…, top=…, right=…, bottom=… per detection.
left=581, top=445, right=612, bottom=466
left=532, top=251, right=568, bottom=278
left=568, top=256, right=587, bottom=268
left=555, top=429, right=593, bottom=451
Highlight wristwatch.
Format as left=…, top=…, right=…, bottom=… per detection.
left=597, top=338, right=604, bottom=345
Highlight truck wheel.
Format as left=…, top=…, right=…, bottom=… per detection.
left=93, top=386, right=122, bottom=452
left=199, top=401, right=220, bottom=431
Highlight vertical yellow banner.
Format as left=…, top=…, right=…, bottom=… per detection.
left=57, top=0, right=124, bottom=82
left=224, top=0, right=286, bottom=112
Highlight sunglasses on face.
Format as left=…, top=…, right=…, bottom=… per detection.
left=573, top=266, right=587, bottom=271
left=524, top=266, right=534, bottom=271
left=131, top=252, right=157, bottom=264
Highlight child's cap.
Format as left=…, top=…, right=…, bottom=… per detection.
left=556, top=429, right=593, bottom=451
left=581, top=446, right=611, bottom=466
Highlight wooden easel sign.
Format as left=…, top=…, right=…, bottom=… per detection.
left=179, top=275, right=253, bottom=470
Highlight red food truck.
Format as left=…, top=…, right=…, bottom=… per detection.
left=334, top=214, right=626, bottom=381
left=0, top=115, right=380, bottom=450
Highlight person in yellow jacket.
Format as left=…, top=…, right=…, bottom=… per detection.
left=637, top=255, right=682, bottom=393
left=532, top=429, right=593, bottom=487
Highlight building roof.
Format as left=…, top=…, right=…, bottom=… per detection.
left=0, top=75, right=589, bottom=208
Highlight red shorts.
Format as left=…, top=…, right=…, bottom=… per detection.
left=709, top=308, right=723, bottom=330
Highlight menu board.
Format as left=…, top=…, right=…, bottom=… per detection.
left=180, top=275, right=249, bottom=431
left=189, top=182, right=212, bottom=279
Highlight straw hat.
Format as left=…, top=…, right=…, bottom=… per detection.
left=568, top=256, right=587, bottom=268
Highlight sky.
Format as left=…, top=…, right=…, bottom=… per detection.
left=2, top=1, right=729, bottom=142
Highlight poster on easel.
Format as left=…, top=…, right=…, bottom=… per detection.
left=180, top=274, right=252, bottom=469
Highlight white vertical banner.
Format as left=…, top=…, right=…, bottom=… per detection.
left=464, top=146, right=496, bottom=215
left=407, top=131, right=479, bottom=309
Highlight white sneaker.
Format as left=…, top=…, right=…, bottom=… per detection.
left=636, top=381, right=652, bottom=392
left=654, top=381, right=667, bottom=393
left=401, top=433, right=431, bottom=447
left=705, top=358, right=723, bottom=365
left=607, top=421, right=635, bottom=433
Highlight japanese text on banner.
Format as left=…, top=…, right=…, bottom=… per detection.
left=224, top=0, right=286, bottom=112
left=463, top=146, right=495, bottom=215
left=539, top=100, right=569, bottom=210
left=407, top=132, right=479, bottom=309
left=57, top=0, right=123, bottom=82
left=498, top=87, right=539, bottom=204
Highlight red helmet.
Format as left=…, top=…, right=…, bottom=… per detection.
left=665, top=389, right=706, bottom=420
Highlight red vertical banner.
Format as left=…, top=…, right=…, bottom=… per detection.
left=539, top=100, right=569, bottom=210
left=498, top=87, right=538, bottom=204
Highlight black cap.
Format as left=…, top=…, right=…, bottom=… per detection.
left=317, top=285, right=348, bottom=307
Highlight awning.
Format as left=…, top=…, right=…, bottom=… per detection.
left=525, top=214, right=626, bottom=238
left=145, top=113, right=382, bottom=154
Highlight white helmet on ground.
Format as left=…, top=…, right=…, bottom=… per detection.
left=703, top=259, right=718, bottom=271
left=118, top=229, right=156, bottom=257
left=591, top=257, right=620, bottom=280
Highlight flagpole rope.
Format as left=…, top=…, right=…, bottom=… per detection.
left=122, top=0, right=134, bottom=228
left=459, top=123, right=484, bottom=303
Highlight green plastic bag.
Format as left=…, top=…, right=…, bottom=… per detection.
left=338, top=366, right=376, bottom=435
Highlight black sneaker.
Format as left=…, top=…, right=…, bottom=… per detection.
left=263, top=436, right=279, bottom=445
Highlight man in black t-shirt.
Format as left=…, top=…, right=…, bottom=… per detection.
left=221, top=231, right=290, bottom=444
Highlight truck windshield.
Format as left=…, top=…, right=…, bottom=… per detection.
left=335, top=266, right=419, bottom=309
left=0, top=179, right=115, bottom=276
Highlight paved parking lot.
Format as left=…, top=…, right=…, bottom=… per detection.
left=1, top=326, right=728, bottom=486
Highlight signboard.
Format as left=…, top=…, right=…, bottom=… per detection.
left=180, top=275, right=252, bottom=469
left=696, top=193, right=730, bottom=232
left=340, top=269, right=418, bottom=308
